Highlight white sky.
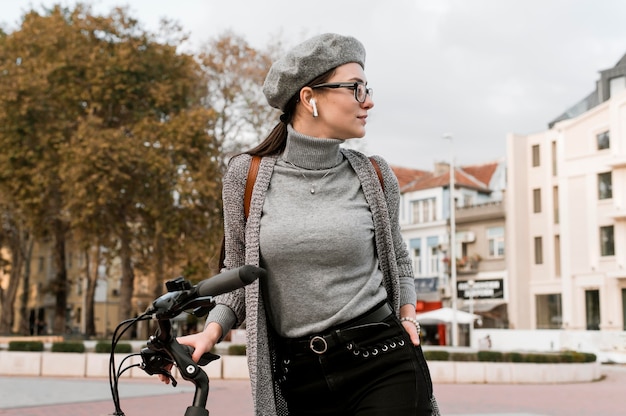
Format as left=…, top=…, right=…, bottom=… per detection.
left=3, top=0, right=626, bottom=170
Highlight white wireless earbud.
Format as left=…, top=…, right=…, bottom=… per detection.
left=310, top=99, right=318, bottom=117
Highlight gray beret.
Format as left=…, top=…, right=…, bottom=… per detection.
left=262, top=33, right=366, bottom=111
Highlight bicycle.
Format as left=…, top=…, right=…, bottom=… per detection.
left=107, top=265, right=266, bottom=416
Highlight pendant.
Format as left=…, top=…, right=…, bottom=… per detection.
left=310, top=187, right=316, bottom=194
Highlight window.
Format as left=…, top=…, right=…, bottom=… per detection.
left=410, top=201, right=420, bottom=224
left=551, top=141, right=557, bottom=176
left=463, top=194, right=473, bottom=207
left=534, top=236, right=543, bottom=264
left=585, top=289, right=600, bottom=330
left=429, top=246, right=439, bottom=275
left=532, top=144, right=540, bottom=167
left=553, top=186, right=559, bottom=224
left=533, top=188, right=541, bottom=213
left=622, top=289, right=626, bottom=331
left=600, top=225, right=615, bottom=256
left=597, top=131, right=610, bottom=150
left=554, top=235, right=561, bottom=277
left=536, top=294, right=562, bottom=329
left=487, top=227, right=504, bottom=257
left=410, top=198, right=436, bottom=224
left=598, top=172, right=612, bottom=200
left=609, top=76, right=625, bottom=97
left=412, top=247, right=421, bottom=276
left=423, top=200, right=432, bottom=223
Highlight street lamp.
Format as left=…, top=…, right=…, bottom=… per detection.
left=468, top=279, right=475, bottom=348
left=443, top=133, right=457, bottom=347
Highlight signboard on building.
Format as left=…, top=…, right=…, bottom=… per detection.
left=457, top=279, right=504, bottom=300
left=415, top=277, right=438, bottom=294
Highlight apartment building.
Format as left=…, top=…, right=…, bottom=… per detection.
left=507, top=53, right=626, bottom=331
left=393, top=159, right=506, bottom=344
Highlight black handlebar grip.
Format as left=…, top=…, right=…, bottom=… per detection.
left=195, top=265, right=266, bottom=298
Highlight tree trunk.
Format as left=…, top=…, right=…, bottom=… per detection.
left=0, top=223, right=27, bottom=334
left=17, top=237, right=34, bottom=335
left=52, top=218, right=68, bottom=334
left=118, top=226, right=135, bottom=335
left=84, top=246, right=99, bottom=337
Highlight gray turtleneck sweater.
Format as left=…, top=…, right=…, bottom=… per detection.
left=205, top=124, right=417, bottom=415
left=260, top=128, right=387, bottom=337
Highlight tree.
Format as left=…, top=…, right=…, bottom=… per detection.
left=199, top=32, right=279, bottom=157
left=0, top=199, right=33, bottom=335
left=0, top=3, right=222, bottom=333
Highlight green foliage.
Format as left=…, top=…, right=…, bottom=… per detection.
left=51, top=342, right=85, bottom=353
left=560, top=350, right=596, bottom=363
left=8, top=341, right=44, bottom=351
left=506, top=352, right=524, bottom=362
left=423, top=349, right=597, bottom=364
left=228, top=344, right=247, bottom=356
left=477, top=350, right=504, bottom=362
left=95, top=341, right=132, bottom=354
left=449, top=352, right=478, bottom=362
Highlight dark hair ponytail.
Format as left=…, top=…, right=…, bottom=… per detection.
left=246, top=68, right=337, bottom=157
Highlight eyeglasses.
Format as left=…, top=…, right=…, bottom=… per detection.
left=311, top=82, right=373, bottom=103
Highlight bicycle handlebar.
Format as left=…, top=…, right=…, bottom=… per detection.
left=109, top=265, right=266, bottom=416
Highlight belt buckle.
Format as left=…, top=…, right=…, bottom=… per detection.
left=309, top=335, right=328, bottom=354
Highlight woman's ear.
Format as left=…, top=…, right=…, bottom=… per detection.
left=299, top=87, right=318, bottom=118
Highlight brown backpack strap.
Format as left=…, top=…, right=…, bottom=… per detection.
left=369, top=157, right=385, bottom=192
left=220, top=155, right=262, bottom=269
left=244, top=155, right=261, bottom=220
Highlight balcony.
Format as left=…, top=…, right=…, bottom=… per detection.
left=443, top=255, right=481, bottom=275
left=455, top=200, right=505, bottom=224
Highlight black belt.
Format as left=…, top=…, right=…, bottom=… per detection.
left=279, top=302, right=393, bottom=355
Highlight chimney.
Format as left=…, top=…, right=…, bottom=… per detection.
left=434, top=161, right=450, bottom=176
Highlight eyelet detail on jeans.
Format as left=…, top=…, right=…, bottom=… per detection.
left=362, top=351, right=370, bottom=358
left=381, top=345, right=389, bottom=352
left=372, top=348, right=379, bottom=356
left=390, top=342, right=396, bottom=348
left=399, top=340, right=405, bottom=346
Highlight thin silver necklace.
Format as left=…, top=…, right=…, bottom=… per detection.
left=285, top=161, right=332, bottom=194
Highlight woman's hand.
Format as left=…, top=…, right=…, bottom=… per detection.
left=400, top=304, right=421, bottom=346
left=158, top=322, right=223, bottom=384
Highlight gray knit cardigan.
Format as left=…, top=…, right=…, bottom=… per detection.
left=214, top=149, right=416, bottom=416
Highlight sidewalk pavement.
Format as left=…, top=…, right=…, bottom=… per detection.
left=1, top=365, right=625, bottom=416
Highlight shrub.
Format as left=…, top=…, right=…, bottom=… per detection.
left=51, top=342, right=85, bottom=353
left=581, top=352, right=597, bottom=363
left=477, top=351, right=503, bottom=362
left=8, top=341, right=44, bottom=352
left=506, top=352, right=523, bottom=362
left=424, top=350, right=449, bottom=361
left=449, top=351, right=477, bottom=362
left=228, top=344, right=247, bottom=356
left=95, top=341, right=132, bottom=354
left=560, top=350, right=596, bottom=363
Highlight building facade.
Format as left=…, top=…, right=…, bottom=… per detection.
left=394, top=159, right=507, bottom=344
left=507, top=53, right=626, bottom=331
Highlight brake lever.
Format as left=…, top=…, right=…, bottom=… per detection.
left=139, top=347, right=178, bottom=387
left=180, top=344, right=221, bottom=366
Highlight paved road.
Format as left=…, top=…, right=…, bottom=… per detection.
left=1, top=365, right=624, bottom=415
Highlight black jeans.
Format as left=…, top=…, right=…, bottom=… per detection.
left=275, top=313, right=435, bottom=416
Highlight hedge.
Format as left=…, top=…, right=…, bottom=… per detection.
left=423, top=350, right=596, bottom=363
left=228, top=344, right=247, bottom=356
left=8, top=341, right=44, bottom=352
left=51, top=342, right=85, bottom=353
left=95, top=341, right=132, bottom=354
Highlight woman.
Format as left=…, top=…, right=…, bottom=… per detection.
left=170, top=33, right=439, bottom=416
